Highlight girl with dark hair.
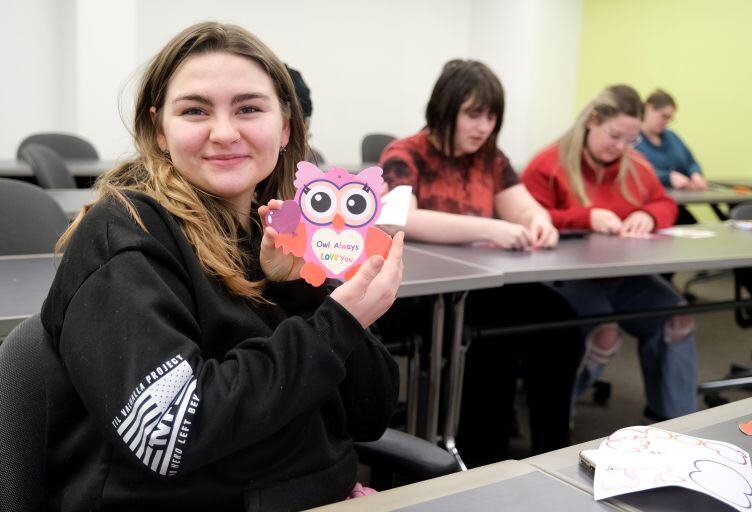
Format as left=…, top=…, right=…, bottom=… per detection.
left=635, top=89, right=705, bottom=224
left=522, top=84, right=698, bottom=423
left=380, top=59, right=583, bottom=466
left=42, top=22, right=403, bottom=511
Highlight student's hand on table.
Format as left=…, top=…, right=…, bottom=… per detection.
left=331, top=232, right=404, bottom=329
left=259, top=200, right=305, bottom=281
left=669, top=171, right=690, bottom=189
left=590, top=208, right=623, bottom=235
left=689, top=173, right=708, bottom=191
left=486, top=220, right=534, bottom=250
left=529, top=214, right=559, bottom=249
left=621, top=211, right=655, bottom=235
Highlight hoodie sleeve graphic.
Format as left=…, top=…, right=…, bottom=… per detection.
left=111, top=355, right=199, bottom=476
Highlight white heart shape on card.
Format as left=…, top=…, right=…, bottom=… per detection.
left=311, top=228, right=364, bottom=276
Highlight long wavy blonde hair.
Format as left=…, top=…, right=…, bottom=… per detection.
left=558, top=84, right=643, bottom=206
left=57, top=22, right=307, bottom=302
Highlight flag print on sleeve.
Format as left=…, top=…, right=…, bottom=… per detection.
left=111, top=354, right=199, bottom=476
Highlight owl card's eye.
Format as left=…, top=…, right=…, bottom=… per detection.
left=340, top=184, right=377, bottom=227
left=311, top=191, right=332, bottom=213
left=301, top=182, right=338, bottom=224
left=346, top=194, right=367, bottom=215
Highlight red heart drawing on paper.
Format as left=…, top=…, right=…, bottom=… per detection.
left=739, top=420, right=752, bottom=436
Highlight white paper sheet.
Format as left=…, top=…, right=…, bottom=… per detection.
left=659, top=227, right=718, bottom=238
left=375, top=185, right=412, bottom=226
left=592, top=426, right=752, bottom=511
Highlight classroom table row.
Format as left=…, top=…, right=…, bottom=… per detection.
left=0, top=158, right=118, bottom=177
left=4, top=244, right=750, bottom=511
left=308, top=396, right=752, bottom=511
left=4, top=224, right=752, bottom=448
left=43, top=187, right=752, bottom=223
left=0, top=159, right=366, bottom=180
left=0, top=245, right=504, bottom=446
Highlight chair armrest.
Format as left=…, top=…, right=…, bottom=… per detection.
left=354, top=428, right=461, bottom=482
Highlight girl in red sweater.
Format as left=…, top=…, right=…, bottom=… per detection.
left=521, top=84, right=697, bottom=421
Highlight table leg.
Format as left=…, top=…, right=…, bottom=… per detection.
left=424, top=294, right=445, bottom=444
left=442, top=291, right=469, bottom=470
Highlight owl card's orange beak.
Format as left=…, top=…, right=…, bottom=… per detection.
left=333, top=213, right=345, bottom=231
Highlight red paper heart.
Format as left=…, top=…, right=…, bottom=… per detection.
left=739, top=420, right=752, bottom=436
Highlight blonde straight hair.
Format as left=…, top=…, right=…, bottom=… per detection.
left=57, top=22, right=307, bottom=302
left=558, top=85, right=643, bottom=206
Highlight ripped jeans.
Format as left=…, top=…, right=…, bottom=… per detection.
left=550, top=275, right=698, bottom=419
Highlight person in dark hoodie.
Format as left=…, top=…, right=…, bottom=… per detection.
left=41, top=21, right=403, bottom=512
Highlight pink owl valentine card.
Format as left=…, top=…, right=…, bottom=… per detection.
left=266, top=162, right=392, bottom=287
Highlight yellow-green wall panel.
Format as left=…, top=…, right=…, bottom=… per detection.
left=578, top=0, right=752, bottom=181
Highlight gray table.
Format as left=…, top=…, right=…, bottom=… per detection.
left=305, top=459, right=616, bottom=511
left=0, top=159, right=369, bottom=178
left=711, top=178, right=752, bottom=189
left=46, top=189, right=97, bottom=219
left=669, top=185, right=751, bottom=205
left=0, top=254, right=58, bottom=340
left=0, top=158, right=119, bottom=178
left=419, top=224, right=752, bottom=283
left=526, top=396, right=752, bottom=511
left=415, top=224, right=752, bottom=459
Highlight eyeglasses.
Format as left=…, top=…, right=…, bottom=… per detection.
left=601, top=125, right=640, bottom=146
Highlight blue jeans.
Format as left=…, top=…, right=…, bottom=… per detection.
left=550, top=275, right=698, bottom=419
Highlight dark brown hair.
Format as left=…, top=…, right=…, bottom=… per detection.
left=645, top=89, right=676, bottom=110
left=58, top=22, right=307, bottom=301
left=425, top=59, right=504, bottom=159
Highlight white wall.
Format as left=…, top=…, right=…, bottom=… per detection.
left=135, top=0, right=470, bottom=164
left=1, top=0, right=70, bottom=158
left=1, top=0, right=582, bottom=167
left=469, top=0, right=582, bottom=168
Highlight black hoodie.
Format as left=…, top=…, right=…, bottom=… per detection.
left=41, top=192, right=398, bottom=511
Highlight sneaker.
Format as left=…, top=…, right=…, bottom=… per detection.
left=643, top=406, right=669, bottom=423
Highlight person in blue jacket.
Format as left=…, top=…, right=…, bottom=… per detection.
left=635, top=89, right=706, bottom=224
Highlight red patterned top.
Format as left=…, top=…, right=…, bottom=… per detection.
left=379, top=130, right=519, bottom=218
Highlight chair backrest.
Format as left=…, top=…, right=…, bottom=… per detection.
left=19, top=144, right=77, bottom=189
left=0, top=178, right=69, bottom=255
left=17, top=132, right=99, bottom=161
left=0, top=315, right=50, bottom=511
left=730, top=201, right=752, bottom=221
left=361, top=133, right=396, bottom=164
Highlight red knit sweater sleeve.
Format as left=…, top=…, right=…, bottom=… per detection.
left=521, top=147, right=593, bottom=229
left=631, top=154, right=678, bottom=230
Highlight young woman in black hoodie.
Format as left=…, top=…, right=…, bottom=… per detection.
left=41, top=21, right=403, bottom=512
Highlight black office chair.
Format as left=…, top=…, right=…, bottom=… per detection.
left=697, top=202, right=752, bottom=404
left=361, top=133, right=396, bottom=164
left=0, top=316, right=459, bottom=511
left=0, top=315, right=51, bottom=511
left=731, top=202, right=752, bottom=329
left=0, top=178, right=69, bottom=255
left=17, top=132, right=99, bottom=161
left=18, top=144, right=77, bottom=189
left=306, top=146, right=326, bottom=166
